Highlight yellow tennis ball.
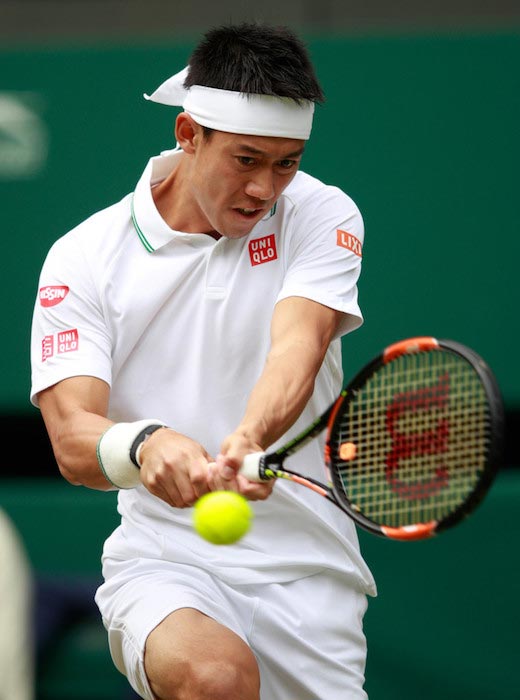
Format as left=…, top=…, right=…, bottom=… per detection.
left=193, top=491, right=253, bottom=545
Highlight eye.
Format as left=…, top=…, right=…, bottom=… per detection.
left=237, top=156, right=256, bottom=166
left=278, top=159, right=298, bottom=170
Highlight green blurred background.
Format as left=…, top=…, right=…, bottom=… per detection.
left=1, top=32, right=519, bottom=410
left=1, top=3, right=519, bottom=698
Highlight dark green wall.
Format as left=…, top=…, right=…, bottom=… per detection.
left=1, top=32, right=518, bottom=412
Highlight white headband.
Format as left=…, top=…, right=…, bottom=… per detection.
left=144, top=67, right=315, bottom=140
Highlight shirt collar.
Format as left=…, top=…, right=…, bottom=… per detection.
left=132, top=147, right=282, bottom=251
left=131, top=148, right=185, bottom=252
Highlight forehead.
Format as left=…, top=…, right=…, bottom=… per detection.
left=211, top=130, right=305, bottom=158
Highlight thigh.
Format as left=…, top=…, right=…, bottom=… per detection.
left=249, top=571, right=369, bottom=700
left=145, top=608, right=259, bottom=700
left=96, top=558, right=255, bottom=700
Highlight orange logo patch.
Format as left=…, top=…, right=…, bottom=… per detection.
left=336, top=230, right=362, bottom=257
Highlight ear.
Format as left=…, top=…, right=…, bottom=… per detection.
left=175, top=113, right=202, bottom=154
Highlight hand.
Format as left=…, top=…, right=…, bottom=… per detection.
left=208, top=431, right=275, bottom=501
left=138, top=428, right=213, bottom=508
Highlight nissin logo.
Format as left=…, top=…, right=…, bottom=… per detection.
left=39, top=285, right=69, bottom=307
left=336, top=230, right=362, bottom=257
left=249, top=234, right=278, bottom=266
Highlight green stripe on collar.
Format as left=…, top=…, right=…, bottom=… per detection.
left=131, top=194, right=155, bottom=252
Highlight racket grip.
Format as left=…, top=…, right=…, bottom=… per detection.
left=239, top=452, right=269, bottom=482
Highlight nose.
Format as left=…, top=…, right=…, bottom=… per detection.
left=244, top=168, right=275, bottom=201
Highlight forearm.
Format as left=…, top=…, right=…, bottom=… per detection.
left=38, top=377, right=215, bottom=507
left=214, top=298, right=340, bottom=493
left=42, top=406, right=115, bottom=490
left=229, top=297, right=341, bottom=453
left=38, top=377, right=114, bottom=490
left=237, top=339, right=320, bottom=450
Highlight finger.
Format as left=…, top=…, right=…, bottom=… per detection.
left=215, top=453, right=240, bottom=482
left=189, top=460, right=213, bottom=499
left=237, top=474, right=274, bottom=501
left=144, top=462, right=198, bottom=508
left=143, top=469, right=184, bottom=507
left=207, top=462, right=239, bottom=492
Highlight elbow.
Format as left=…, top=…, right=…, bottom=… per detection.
left=54, top=454, right=83, bottom=486
left=50, top=437, right=84, bottom=486
left=51, top=440, right=112, bottom=491
left=57, top=462, right=83, bottom=486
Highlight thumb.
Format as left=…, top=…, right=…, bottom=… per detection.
left=216, top=453, right=238, bottom=481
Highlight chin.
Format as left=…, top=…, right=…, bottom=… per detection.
left=220, top=229, right=253, bottom=240
left=218, top=220, right=258, bottom=240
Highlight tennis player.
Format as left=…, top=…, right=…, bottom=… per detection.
left=30, top=23, right=376, bottom=699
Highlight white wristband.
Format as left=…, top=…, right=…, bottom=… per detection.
left=96, top=419, right=166, bottom=489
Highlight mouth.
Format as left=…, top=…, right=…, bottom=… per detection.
left=234, top=207, right=264, bottom=219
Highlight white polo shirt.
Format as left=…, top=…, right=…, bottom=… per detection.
left=30, top=148, right=376, bottom=596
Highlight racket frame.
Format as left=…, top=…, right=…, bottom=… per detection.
left=325, top=337, right=504, bottom=539
left=242, top=337, right=504, bottom=541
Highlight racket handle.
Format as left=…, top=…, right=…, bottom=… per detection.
left=239, top=452, right=270, bottom=481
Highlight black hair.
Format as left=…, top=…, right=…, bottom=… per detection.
left=184, top=22, right=324, bottom=104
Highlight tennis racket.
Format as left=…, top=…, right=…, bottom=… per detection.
left=240, top=336, right=504, bottom=541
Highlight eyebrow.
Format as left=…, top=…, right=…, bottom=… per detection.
left=236, top=144, right=305, bottom=158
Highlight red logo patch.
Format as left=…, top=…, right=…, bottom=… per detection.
left=40, top=285, right=70, bottom=307
left=336, top=230, right=362, bottom=257
left=42, top=335, right=54, bottom=362
left=249, top=234, right=278, bottom=267
left=57, top=329, right=79, bottom=354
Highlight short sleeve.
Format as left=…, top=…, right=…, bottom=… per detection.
left=277, top=184, right=365, bottom=338
left=30, top=233, right=112, bottom=406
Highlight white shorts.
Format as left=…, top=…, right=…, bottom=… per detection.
left=95, top=556, right=369, bottom=700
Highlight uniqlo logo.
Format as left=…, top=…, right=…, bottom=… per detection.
left=57, top=329, right=79, bottom=354
left=39, top=285, right=70, bottom=307
left=42, top=335, right=54, bottom=362
left=249, top=234, right=278, bottom=266
left=336, top=230, right=362, bottom=257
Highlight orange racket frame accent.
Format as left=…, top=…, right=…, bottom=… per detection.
left=383, top=336, right=440, bottom=363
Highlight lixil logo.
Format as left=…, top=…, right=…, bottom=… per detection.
left=336, top=230, right=362, bottom=257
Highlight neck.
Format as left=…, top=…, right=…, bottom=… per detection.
left=152, top=157, right=218, bottom=237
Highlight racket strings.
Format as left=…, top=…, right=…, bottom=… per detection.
left=330, top=351, right=490, bottom=527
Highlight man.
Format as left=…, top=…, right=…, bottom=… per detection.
left=31, top=23, right=376, bottom=700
